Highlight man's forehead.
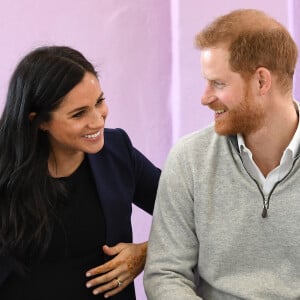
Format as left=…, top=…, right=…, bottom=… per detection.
left=200, top=48, right=230, bottom=78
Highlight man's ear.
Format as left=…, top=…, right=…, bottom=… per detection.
left=256, top=67, right=271, bottom=95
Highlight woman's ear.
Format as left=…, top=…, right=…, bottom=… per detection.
left=39, top=121, right=50, bottom=132
left=256, top=67, right=271, bottom=95
left=29, top=112, right=48, bottom=131
left=28, top=112, right=37, bottom=121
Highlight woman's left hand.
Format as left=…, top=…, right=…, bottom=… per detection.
left=85, top=241, right=147, bottom=298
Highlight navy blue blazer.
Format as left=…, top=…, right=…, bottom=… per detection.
left=0, top=128, right=161, bottom=300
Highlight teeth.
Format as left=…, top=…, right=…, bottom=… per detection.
left=84, top=131, right=101, bottom=139
left=215, top=110, right=225, bottom=114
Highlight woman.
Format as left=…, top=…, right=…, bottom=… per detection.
left=0, top=46, right=160, bottom=299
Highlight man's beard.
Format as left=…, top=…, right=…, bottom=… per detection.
left=212, top=86, right=265, bottom=136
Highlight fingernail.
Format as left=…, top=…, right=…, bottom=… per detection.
left=86, top=272, right=91, bottom=277
left=86, top=282, right=91, bottom=288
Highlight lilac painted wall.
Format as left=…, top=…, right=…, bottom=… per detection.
left=0, top=1, right=298, bottom=299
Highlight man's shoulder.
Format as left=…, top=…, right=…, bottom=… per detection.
left=179, top=124, right=216, bottom=144
left=174, top=124, right=225, bottom=152
left=164, top=124, right=227, bottom=164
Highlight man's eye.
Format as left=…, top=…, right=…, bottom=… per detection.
left=213, top=81, right=225, bottom=88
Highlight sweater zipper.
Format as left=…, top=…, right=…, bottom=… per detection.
left=232, top=143, right=300, bottom=218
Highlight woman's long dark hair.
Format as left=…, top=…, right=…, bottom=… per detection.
left=0, top=46, right=97, bottom=267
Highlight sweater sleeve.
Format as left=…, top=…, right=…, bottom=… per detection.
left=144, top=141, right=203, bottom=299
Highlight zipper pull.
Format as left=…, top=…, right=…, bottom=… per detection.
left=262, top=195, right=268, bottom=218
left=262, top=206, right=268, bottom=218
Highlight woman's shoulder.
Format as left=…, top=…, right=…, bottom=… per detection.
left=104, top=128, right=133, bottom=148
left=104, top=127, right=129, bottom=139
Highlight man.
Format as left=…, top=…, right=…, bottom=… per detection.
left=144, top=9, right=300, bottom=299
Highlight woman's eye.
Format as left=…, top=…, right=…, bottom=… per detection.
left=72, top=111, right=85, bottom=118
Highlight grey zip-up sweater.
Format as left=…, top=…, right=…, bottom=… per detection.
left=144, top=125, right=300, bottom=300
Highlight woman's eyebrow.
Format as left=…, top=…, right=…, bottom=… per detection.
left=67, top=92, right=104, bottom=115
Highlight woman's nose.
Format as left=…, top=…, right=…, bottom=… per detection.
left=89, top=102, right=108, bottom=128
left=89, top=110, right=105, bottom=128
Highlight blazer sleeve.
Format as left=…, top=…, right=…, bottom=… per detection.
left=116, top=128, right=161, bottom=214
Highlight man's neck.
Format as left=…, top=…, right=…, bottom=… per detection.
left=243, top=102, right=298, bottom=177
